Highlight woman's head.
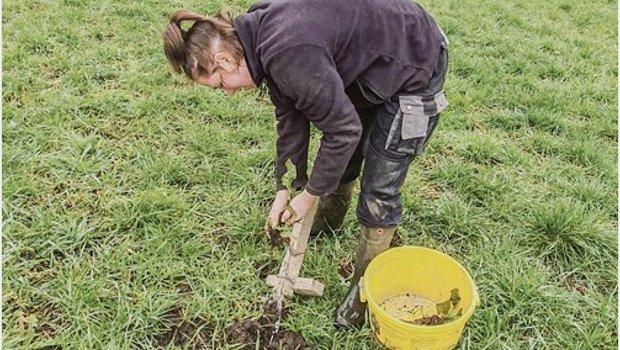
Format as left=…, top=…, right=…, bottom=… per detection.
left=163, top=9, right=256, bottom=95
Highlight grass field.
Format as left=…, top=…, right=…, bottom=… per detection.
left=2, top=0, right=618, bottom=349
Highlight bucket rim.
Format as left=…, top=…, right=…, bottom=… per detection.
left=362, top=245, right=480, bottom=332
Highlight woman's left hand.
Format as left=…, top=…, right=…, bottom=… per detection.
left=280, top=190, right=318, bottom=225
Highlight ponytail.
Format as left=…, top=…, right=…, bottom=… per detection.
left=162, top=8, right=243, bottom=79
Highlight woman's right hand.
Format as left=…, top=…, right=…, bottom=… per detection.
left=268, top=189, right=290, bottom=228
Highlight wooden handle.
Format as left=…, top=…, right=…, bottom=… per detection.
left=270, top=201, right=319, bottom=299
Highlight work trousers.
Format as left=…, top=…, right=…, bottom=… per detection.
left=341, top=41, right=449, bottom=228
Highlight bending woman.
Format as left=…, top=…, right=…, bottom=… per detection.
left=163, top=0, right=449, bottom=328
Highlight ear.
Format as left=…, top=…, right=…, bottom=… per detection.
left=213, top=52, right=237, bottom=73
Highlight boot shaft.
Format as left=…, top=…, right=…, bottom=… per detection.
left=334, top=225, right=396, bottom=329
left=351, top=226, right=396, bottom=281
left=311, top=181, right=356, bottom=235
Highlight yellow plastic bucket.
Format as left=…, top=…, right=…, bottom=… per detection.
left=360, top=246, right=479, bottom=350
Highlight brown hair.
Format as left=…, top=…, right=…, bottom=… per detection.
left=163, top=9, right=244, bottom=79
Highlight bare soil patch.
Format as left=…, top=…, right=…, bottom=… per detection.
left=224, top=301, right=311, bottom=350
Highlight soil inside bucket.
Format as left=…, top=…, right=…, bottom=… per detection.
left=379, top=294, right=437, bottom=323
left=410, top=315, right=445, bottom=326
left=378, top=292, right=460, bottom=326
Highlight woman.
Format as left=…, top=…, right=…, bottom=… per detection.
left=163, top=0, right=448, bottom=328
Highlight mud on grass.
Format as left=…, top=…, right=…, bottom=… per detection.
left=224, top=301, right=311, bottom=350
left=264, top=224, right=288, bottom=248
left=152, top=303, right=310, bottom=350
left=152, top=307, right=215, bottom=349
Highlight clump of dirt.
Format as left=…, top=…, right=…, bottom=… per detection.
left=337, top=257, right=353, bottom=279
left=224, top=320, right=309, bottom=350
left=224, top=301, right=311, bottom=350
left=152, top=307, right=215, bottom=349
left=411, top=315, right=445, bottom=326
left=266, top=330, right=309, bottom=350
left=224, top=319, right=261, bottom=346
left=264, top=224, right=287, bottom=247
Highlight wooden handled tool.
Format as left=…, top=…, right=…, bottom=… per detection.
left=265, top=201, right=324, bottom=298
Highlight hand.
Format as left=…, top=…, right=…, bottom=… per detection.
left=280, top=190, right=318, bottom=225
left=268, top=190, right=291, bottom=228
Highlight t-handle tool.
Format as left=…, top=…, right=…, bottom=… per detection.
left=265, top=200, right=324, bottom=297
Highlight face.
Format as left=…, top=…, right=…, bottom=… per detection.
left=193, top=52, right=256, bottom=96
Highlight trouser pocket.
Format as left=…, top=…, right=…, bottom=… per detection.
left=384, top=90, right=448, bottom=156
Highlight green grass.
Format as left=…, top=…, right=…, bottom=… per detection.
left=2, top=0, right=617, bottom=349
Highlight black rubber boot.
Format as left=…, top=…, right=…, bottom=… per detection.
left=310, top=181, right=356, bottom=236
left=334, top=225, right=396, bottom=329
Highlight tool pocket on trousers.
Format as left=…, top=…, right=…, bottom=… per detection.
left=384, top=91, right=448, bottom=156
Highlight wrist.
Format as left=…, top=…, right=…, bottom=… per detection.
left=275, top=189, right=290, bottom=202
left=302, top=189, right=318, bottom=201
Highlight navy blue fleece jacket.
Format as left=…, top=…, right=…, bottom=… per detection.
left=234, top=0, right=444, bottom=195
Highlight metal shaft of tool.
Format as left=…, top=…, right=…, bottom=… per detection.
left=269, top=295, right=283, bottom=344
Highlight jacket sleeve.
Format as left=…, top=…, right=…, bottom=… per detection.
left=264, top=44, right=362, bottom=196
left=268, top=84, right=310, bottom=192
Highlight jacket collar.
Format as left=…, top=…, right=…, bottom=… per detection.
left=234, top=13, right=265, bottom=86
